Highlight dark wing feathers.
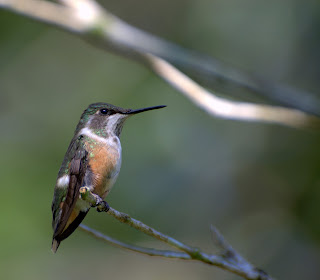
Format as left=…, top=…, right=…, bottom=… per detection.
left=54, top=211, right=88, bottom=244
left=52, top=136, right=88, bottom=247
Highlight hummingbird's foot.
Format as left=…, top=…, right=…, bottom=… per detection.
left=97, top=200, right=110, bottom=212
left=89, top=192, right=110, bottom=212
left=80, top=187, right=110, bottom=212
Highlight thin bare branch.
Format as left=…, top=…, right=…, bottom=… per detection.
left=210, top=225, right=265, bottom=275
left=146, top=54, right=320, bottom=127
left=1, top=0, right=319, bottom=128
left=80, top=187, right=273, bottom=280
left=79, top=224, right=191, bottom=259
left=60, top=0, right=320, bottom=116
left=0, top=0, right=80, bottom=31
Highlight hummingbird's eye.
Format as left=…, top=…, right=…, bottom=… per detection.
left=100, top=108, right=109, bottom=115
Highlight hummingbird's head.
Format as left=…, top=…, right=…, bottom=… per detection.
left=77, top=102, right=166, bottom=137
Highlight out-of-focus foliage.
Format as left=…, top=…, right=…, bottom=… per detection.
left=1, top=0, right=320, bottom=279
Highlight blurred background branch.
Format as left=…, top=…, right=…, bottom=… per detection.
left=1, top=0, right=319, bottom=128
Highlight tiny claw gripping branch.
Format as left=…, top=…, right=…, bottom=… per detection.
left=96, top=201, right=110, bottom=212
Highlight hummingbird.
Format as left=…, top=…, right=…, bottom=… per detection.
left=51, top=102, right=166, bottom=253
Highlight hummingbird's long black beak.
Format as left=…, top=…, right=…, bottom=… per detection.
left=127, top=105, right=166, bottom=115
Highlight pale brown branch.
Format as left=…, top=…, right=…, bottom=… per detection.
left=0, top=0, right=319, bottom=128
left=146, top=54, right=320, bottom=128
left=0, top=0, right=79, bottom=31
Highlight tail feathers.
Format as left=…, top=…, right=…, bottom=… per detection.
left=51, top=239, right=60, bottom=253
left=51, top=210, right=89, bottom=254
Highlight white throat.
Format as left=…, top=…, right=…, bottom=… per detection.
left=105, top=113, right=128, bottom=136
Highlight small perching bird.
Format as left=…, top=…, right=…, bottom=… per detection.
left=51, top=102, right=166, bottom=252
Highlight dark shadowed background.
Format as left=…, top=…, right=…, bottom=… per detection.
left=1, top=0, right=320, bottom=279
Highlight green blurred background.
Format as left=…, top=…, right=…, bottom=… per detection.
left=1, top=0, right=320, bottom=279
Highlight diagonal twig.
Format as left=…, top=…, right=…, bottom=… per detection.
left=79, top=224, right=191, bottom=260
left=80, top=187, right=274, bottom=280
